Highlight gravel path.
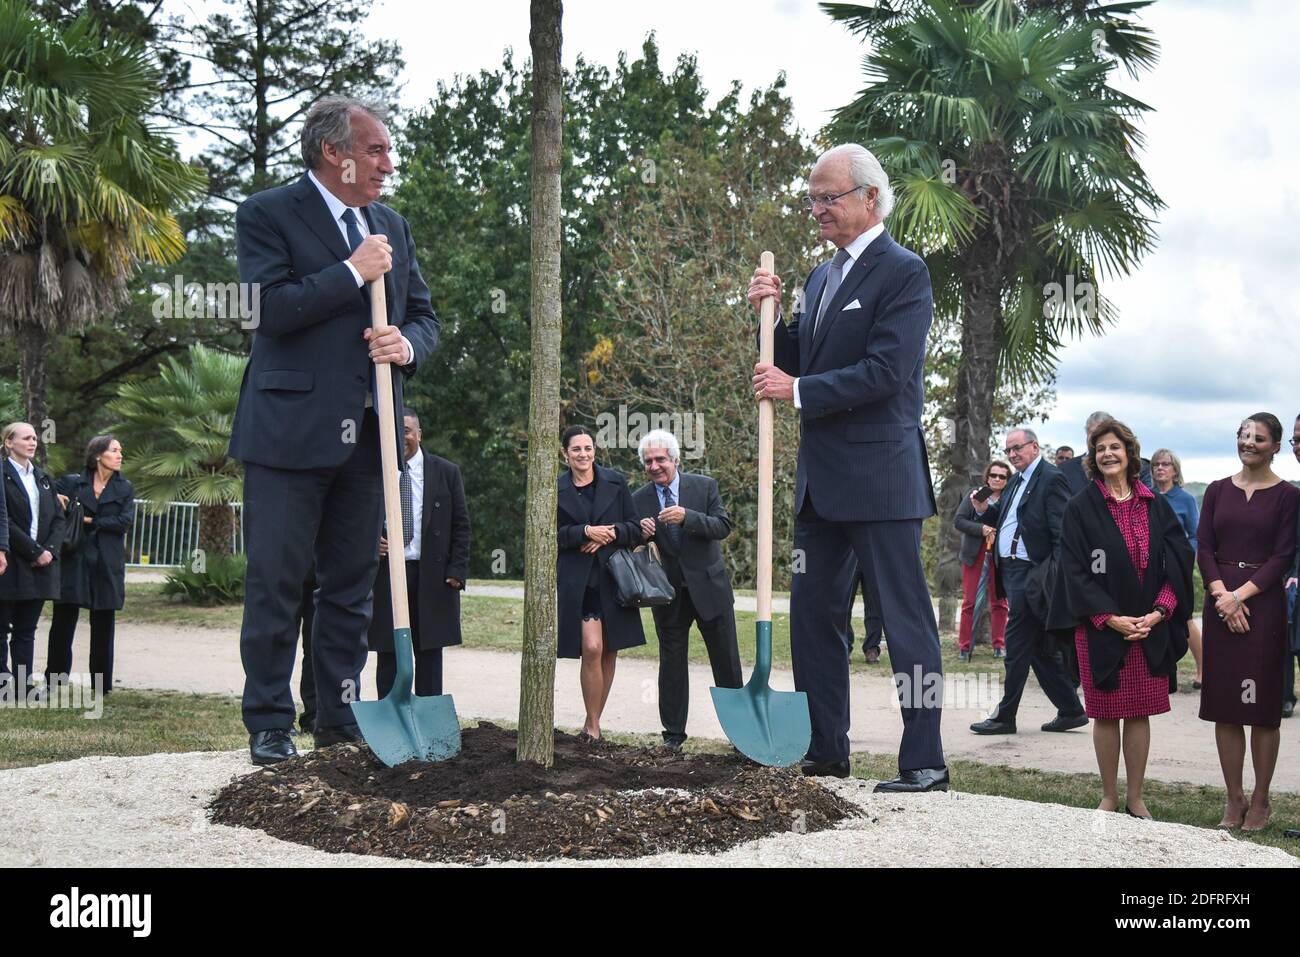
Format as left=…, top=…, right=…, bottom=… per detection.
left=1, top=750, right=1289, bottom=868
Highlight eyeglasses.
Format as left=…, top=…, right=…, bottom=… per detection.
left=1003, top=442, right=1033, bottom=455
left=801, top=186, right=864, bottom=211
left=1152, top=461, right=1174, bottom=469
left=988, top=473, right=1009, bottom=481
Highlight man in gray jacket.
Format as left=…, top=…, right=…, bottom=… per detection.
left=633, top=429, right=743, bottom=750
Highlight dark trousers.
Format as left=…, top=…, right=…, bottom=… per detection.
left=791, top=498, right=944, bottom=771
left=846, top=569, right=884, bottom=653
left=0, top=599, right=44, bottom=694
left=45, top=602, right=116, bottom=693
left=375, top=560, right=443, bottom=697
left=650, top=585, right=743, bottom=744
left=295, top=576, right=317, bottom=731
left=239, top=410, right=383, bottom=733
left=990, top=559, right=1082, bottom=723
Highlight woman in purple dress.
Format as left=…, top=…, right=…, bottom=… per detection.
left=1198, top=413, right=1300, bottom=832
left=1051, top=419, right=1192, bottom=819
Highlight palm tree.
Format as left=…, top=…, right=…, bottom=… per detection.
left=0, top=0, right=206, bottom=428
left=823, top=0, right=1162, bottom=624
left=108, top=344, right=246, bottom=559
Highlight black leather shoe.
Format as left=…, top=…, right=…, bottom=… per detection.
left=874, top=767, right=949, bottom=793
left=864, top=648, right=881, bottom=664
left=249, top=729, right=297, bottom=766
left=800, top=759, right=850, bottom=778
left=661, top=737, right=685, bottom=752
left=1041, top=713, right=1088, bottom=733
left=313, top=723, right=364, bottom=747
left=1283, top=701, right=1295, bottom=719
left=970, top=718, right=1016, bottom=735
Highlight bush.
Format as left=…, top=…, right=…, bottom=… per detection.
left=161, top=553, right=247, bottom=605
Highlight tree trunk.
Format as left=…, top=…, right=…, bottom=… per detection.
left=517, top=0, right=564, bottom=767
left=19, top=324, right=49, bottom=436
left=198, top=502, right=234, bottom=560
left=934, top=247, right=1003, bottom=633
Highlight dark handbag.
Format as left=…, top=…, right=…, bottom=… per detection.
left=59, top=477, right=85, bottom=556
left=605, top=542, right=676, bottom=608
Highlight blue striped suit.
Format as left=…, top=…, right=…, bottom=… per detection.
left=772, top=228, right=944, bottom=771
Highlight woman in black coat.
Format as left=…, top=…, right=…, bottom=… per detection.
left=0, top=423, right=66, bottom=699
left=556, top=425, right=646, bottom=741
left=46, top=435, right=134, bottom=694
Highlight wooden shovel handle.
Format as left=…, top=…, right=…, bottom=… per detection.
left=756, top=251, right=775, bottom=623
left=370, top=278, right=410, bottom=630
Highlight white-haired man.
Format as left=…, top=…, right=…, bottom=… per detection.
left=747, top=143, right=946, bottom=791
left=632, top=429, right=743, bottom=751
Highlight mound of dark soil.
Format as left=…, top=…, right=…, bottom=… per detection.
left=209, top=722, right=858, bottom=864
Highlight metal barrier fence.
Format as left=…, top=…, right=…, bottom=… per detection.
left=126, top=500, right=244, bottom=568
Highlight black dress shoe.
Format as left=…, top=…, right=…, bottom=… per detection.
left=970, top=718, right=1016, bottom=735
left=1283, top=701, right=1295, bottom=719
left=249, top=729, right=297, bottom=766
left=313, top=723, right=364, bottom=747
left=800, top=759, right=850, bottom=778
left=864, top=648, right=881, bottom=664
left=1041, top=713, right=1088, bottom=733
left=874, top=767, right=949, bottom=793
left=660, top=737, right=685, bottom=752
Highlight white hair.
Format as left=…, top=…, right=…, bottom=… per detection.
left=817, top=143, right=895, bottom=219
left=638, top=429, right=680, bottom=464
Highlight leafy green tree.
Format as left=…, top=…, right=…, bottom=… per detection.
left=108, top=344, right=246, bottom=558
left=824, top=0, right=1162, bottom=623
left=395, top=37, right=741, bottom=578
left=0, top=0, right=206, bottom=432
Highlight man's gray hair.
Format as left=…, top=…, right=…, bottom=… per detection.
left=638, top=429, right=681, bottom=463
left=301, top=95, right=389, bottom=170
left=1084, top=410, right=1112, bottom=433
left=1010, top=427, right=1039, bottom=444
left=818, top=143, right=895, bottom=219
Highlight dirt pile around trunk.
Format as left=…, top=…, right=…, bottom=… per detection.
left=209, top=722, right=857, bottom=864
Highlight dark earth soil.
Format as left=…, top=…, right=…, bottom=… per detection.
left=209, top=722, right=859, bottom=864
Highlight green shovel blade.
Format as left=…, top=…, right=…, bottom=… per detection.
left=710, top=620, right=810, bottom=767
left=351, top=627, right=461, bottom=767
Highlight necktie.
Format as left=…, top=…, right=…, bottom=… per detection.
left=813, top=247, right=853, bottom=336
left=341, top=208, right=364, bottom=252
left=661, top=485, right=682, bottom=548
left=399, top=467, right=414, bottom=548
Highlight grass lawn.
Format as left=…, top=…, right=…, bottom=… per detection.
left=3, top=687, right=1295, bottom=858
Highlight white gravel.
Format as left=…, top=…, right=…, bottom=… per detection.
left=2, top=750, right=1292, bottom=868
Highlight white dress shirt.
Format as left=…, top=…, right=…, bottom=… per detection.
left=306, top=170, right=413, bottom=376
left=404, top=449, right=424, bottom=562
left=655, top=471, right=681, bottom=511
left=791, top=221, right=885, bottom=409
left=997, top=454, right=1041, bottom=561
left=10, top=457, right=39, bottom=540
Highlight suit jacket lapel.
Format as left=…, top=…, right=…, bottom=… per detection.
left=809, top=231, right=891, bottom=362
left=419, top=451, right=436, bottom=536
left=592, top=469, right=619, bottom=522
left=4, top=461, right=31, bottom=529
left=291, top=174, right=352, bottom=264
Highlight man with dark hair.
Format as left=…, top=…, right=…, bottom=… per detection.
left=1054, top=445, right=1074, bottom=465
left=970, top=427, right=1086, bottom=735
left=230, top=95, right=440, bottom=765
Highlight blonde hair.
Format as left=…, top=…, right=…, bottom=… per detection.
left=1149, top=448, right=1184, bottom=487
left=1, top=422, right=35, bottom=460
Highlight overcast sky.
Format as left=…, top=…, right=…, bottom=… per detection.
left=350, top=0, right=1298, bottom=482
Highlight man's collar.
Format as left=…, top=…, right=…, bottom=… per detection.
left=840, top=222, right=886, bottom=264
left=405, top=448, right=423, bottom=469
left=1018, top=454, right=1042, bottom=481
left=307, top=169, right=360, bottom=223
left=659, top=471, right=681, bottom=498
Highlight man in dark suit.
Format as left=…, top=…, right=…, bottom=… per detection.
left=632, top=429, right=743, bottom=751
left=230, top=96, right=440, bottom=765
left=748, top=143, right=946, bottom=792
left=369, top=412, right=470, bottom=697
left=970, top=428, right=1086, bottom=734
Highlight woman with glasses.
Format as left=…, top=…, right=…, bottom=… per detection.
left=1196, top=413, right=1299, bottom=831
left=1150, top=449, right=1203, bottom=687
left=953, top=460, right=1011, bottom=660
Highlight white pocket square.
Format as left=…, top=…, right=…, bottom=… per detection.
left=842, top=298, right=862, bottom=311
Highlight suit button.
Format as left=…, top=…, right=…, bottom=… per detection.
left=434, top=502, right=441, bottom=508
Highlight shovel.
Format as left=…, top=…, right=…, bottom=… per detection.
left=350, top=277, right=461, bottom=767
left=710, top=251, right=811, bottom=767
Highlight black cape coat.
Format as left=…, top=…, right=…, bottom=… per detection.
left=1047, top=482, right=1192, bottom=691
